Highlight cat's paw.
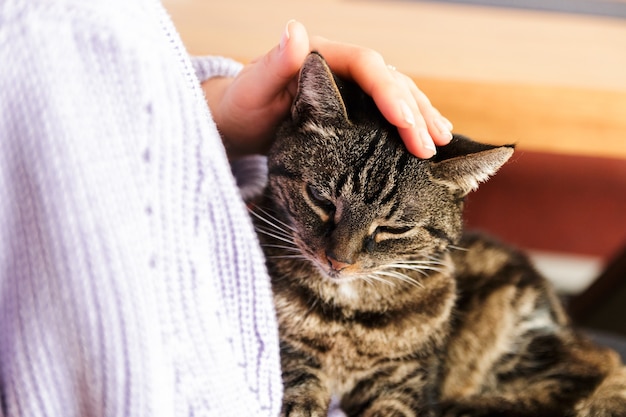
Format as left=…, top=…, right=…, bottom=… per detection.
left=280, top=400, right=328, bottom=417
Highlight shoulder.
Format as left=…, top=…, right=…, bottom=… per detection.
left=451, top=231, right=548, bottom=294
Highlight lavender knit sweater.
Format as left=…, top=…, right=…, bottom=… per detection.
left=0, top=0, right=282, bottom=415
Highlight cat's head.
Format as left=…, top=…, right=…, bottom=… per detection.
left=263, top=52, right=513, bottom=286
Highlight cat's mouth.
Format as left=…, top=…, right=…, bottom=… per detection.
left=303, top=245, right=441, bottom=290
left=304, top=250, right=363, bottom=283
left=312, top=258, right=360, bottom=283
left=295, top=239, right=426, bottom=287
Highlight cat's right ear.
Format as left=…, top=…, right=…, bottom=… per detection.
left=429, top=134, right=514, bottom=196
left=291, top=52, right=350, bottom=124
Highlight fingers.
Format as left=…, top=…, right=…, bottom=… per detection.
left=309, top=35, right=453, bottom=158
left=388, top=67, right=454, bottom=157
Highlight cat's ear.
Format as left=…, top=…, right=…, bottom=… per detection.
left=291, top=52, right=349, bottom=124
left=429, top=134, right=514, bottom=196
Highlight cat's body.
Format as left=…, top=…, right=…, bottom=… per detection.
left=252, top=52, right=626, bottom=417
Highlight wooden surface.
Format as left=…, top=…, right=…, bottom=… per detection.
left=163, top=0, right=626, bottom=159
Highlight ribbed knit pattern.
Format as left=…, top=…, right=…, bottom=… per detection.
left=0, top=0, right=282, bottom=416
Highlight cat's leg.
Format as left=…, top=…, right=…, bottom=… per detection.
left=444, top=234, right=626, bottom=416
left=280, top=341, right=331, bottom=417
left=574, top=365, right=626, bottom=417
left=340, top=360, right=439, bottom=417
left=441, top=364, right=626, bottom=417
left=442, top=314, right=624, bottom=416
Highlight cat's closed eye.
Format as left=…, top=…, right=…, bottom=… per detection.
left=305, top=184, right=335, bottom=217
left=364, top=225, right=414, bottom=253
left=376, top=225, right=412, bottom=235
left=373, top=225, right=413, bottom=243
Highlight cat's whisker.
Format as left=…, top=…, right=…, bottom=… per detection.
left=425, top=254, right=448, bottom=262
left=355, top=275, right=374, bottom=288
left=448, top=244, right=469, bottom=252
left=388, top=260, right=446, bottom=269
left=387, top=263, right=445, bottom=274
left=391, top=260, right=446, bottom=268
left=250, top=208, right=300, bottom=247
left=363, top=273, right=396, bottom=288
left=258, top=207, right=299, bottom=233
left=383, top=264, right=430, bottom=280
left=250, top=206, right=299, bottom=234
left=254, top=223, right=293, bottom=240
left=260, top=243, right=300, bottom=251
left=254, top=227, right=296, bottom=246
left=373, top=270, right=424, bottom=289
left=268, top=255, right=310, bottom=261
left=271, top=273, right=292, bottom=283
left=263, top=246, right=302, bottom=255
left=397, top=259, right=442, bottom=263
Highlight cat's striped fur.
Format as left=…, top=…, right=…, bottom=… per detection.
left=252, top=52, right=626, bottom=417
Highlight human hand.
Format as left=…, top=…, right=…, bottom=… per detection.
left=203, top=20, right=453, bottom=159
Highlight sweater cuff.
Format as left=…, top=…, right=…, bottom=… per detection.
left=191, top=55, right=243, bottom=83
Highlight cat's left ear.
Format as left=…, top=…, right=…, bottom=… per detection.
left=429, top=134, right=514, bottom=196
left=291, top=52, right=349, bottom=124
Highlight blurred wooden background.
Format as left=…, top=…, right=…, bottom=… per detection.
left=163, top=0, right=626, bottom=159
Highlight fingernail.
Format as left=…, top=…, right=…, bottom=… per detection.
left=400, top=100, right=415, bottom=127
left=442, top=116, right=453, bottom=131
left=434, top=118, right=453, bottom=142
left=280, top=19, right=296, bottom=51
left=419, top=128, right=437, bottom=156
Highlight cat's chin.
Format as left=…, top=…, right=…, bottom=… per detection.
left=317, top=267, right=358, bottom=283
left=324, top=271, right=360, bottom=284
left=309, top=260, right=361, bottom=284
left=314, top=269, right=363, bottom=301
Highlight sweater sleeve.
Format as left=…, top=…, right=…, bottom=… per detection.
left=0, top=1, right=282, bottom=416
left=191, top=55, right=244, bottom=82
left=189, top=56, right=270, bottom=203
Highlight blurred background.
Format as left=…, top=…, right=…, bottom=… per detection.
left=163, top=0, right=626, bottom=334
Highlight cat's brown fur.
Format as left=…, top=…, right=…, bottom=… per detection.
left=251, top=52, right=626, bottom=417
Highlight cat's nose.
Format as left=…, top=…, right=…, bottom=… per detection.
left=326, top=251, right=353, bottom=272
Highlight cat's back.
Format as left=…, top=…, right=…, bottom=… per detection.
left=450, top=232, right=556, bottom=302
left=448, top=231, right=569, bottom=346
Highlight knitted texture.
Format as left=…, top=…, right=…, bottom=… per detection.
left=0, top=0, right=282, bottom=416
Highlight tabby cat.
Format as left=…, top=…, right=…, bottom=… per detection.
left=251, top=52, right=626, bottom=417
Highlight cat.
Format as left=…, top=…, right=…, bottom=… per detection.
left=250, top=52, right=626, bottom=417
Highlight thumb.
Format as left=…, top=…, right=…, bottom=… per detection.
left=239, top=20, right=310, bottom=110
left=275, top=19, right=310, bottom=82
left=213, top=20, right=311, bottom=156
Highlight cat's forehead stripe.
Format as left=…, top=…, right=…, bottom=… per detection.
left=356, top=130, right=408, bottom=206
left=377, top=152, right=409, bottom=206
left=385, top=201, right=401, bottom=221
left=335, top=172, right=349, bottom=197
left=352, top=129, right=385, bottom=195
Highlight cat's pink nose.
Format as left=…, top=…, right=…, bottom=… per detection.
left=326, top=252, right=352, bottom=272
